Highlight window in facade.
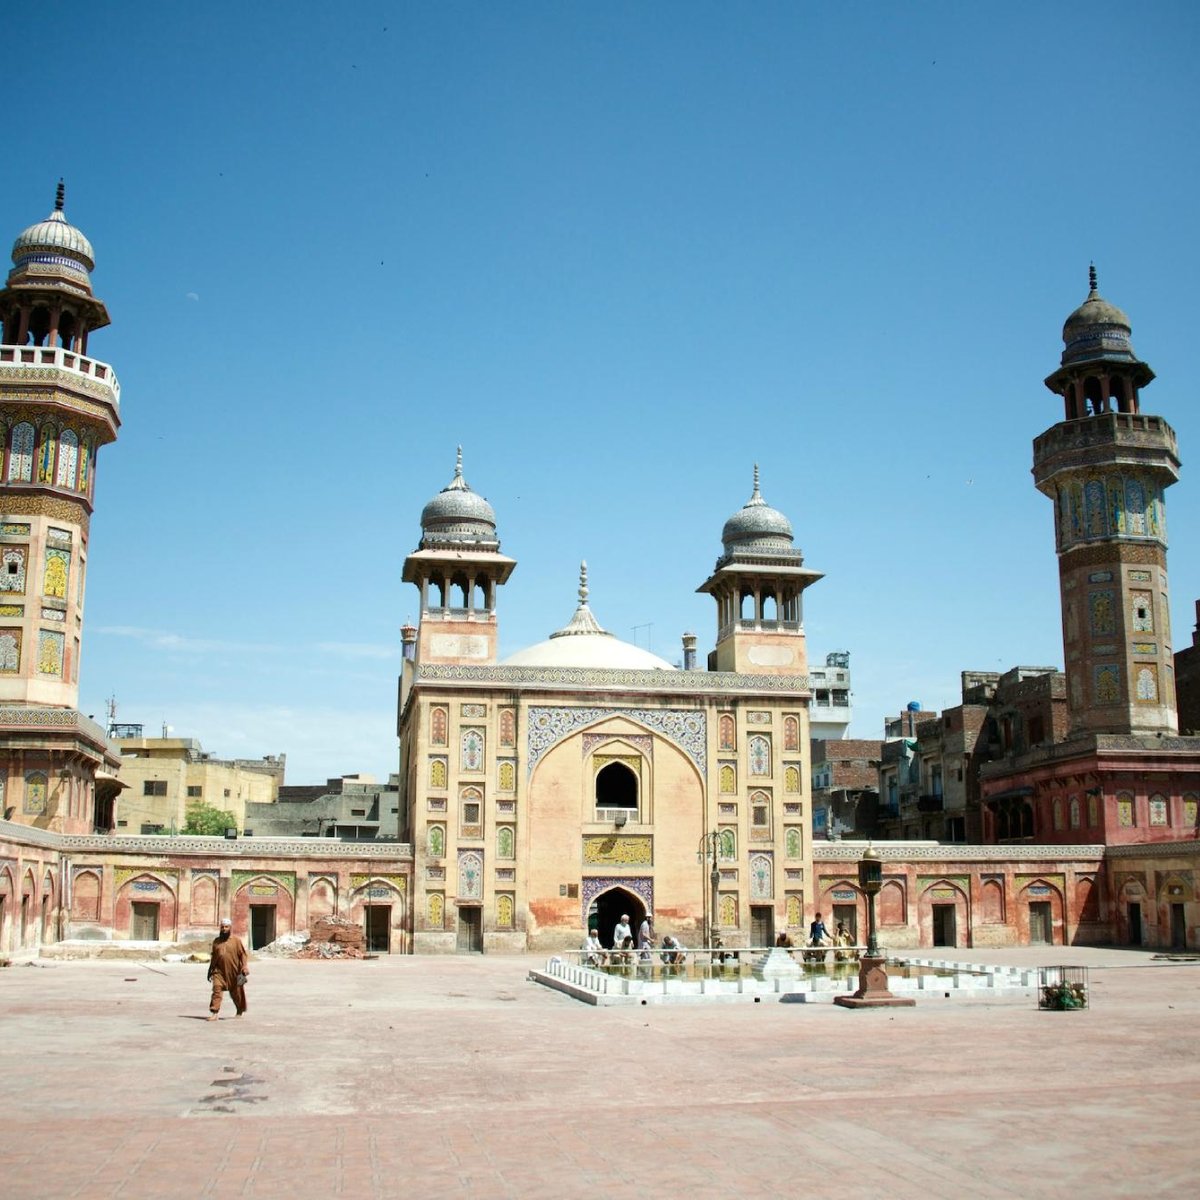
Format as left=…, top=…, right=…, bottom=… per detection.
left=496, top=825, right=515, bottom=859
left=427, top=893, right=444, bottom=927
left=595, top=761, right=638, bottom=814
left=496, top=894, right=514, bottom=928
left=430, top=707, right=448, bottom=746
left=427, top=825, right=445, bottom=857
left=718, top=714, right=735, bottom=751
left=1069, top=796, right=1080, bottom=829
left=1149, top=794, right=1169, bottom=826
left=784, top=765, right=800, bottom=793
left=785, top=827, right=802, bottom=859
left=499, top=709, right=516, bottom=746
left=783, top=715, right=800, bottom=752
left=1117, top=792, right=1135, bottom=827
left=748, top=735, right=770, bottom=776
left=1184, top=793, right=1198, bottom=829
left=750, top=791, right=770, bottom=830
left=718, top=828, right=736, bottom=859
left=429, top=758, right=447, bottom=789
left=719, top=763, right=736, bottom=794
left=1087, top=793, right=1099, bottom=827
left=461, top=728, right=485, bottom=772
left=1052, top=799, right=1063, bottom=831
left=498, top=760, right=515, bottom=792
left=143, top=780, right=167, bottom=797
left=187, top=785, right=202, bottom=798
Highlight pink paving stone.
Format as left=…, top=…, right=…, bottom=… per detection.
left=0, top=946, right=1197, bottom=1198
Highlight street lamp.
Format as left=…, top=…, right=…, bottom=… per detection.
left=835, top=843, right=914, bottom=1010
left=858, top=844, right=882, bottom=958
left=698, top=831, right=720, bottom=947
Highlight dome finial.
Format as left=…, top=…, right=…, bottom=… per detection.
left=1088, top=262, right=1097, bottom=295
left=455, top=445, right=463, bottom=478
left=747, top=463, right=765, bottom=507
left=578, top=560, right=589, bottom=606
left=55, top=179, right=65, bottom=213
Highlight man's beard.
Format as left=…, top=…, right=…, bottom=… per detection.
left=218, top=931, right=230, bottom=941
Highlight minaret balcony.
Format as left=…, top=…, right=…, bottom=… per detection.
left=0, top=344, right=120, bottom=409
left=718, top=617, right=802, bottom=640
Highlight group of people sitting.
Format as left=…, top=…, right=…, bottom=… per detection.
left=771, top=913, right=856, bottom=961
left=582, top=912, right=686, bottom=968
left=800, top=912, right=858, bottom=961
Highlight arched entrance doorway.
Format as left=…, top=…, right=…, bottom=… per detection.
left=591, top=886, right=646, bottom=950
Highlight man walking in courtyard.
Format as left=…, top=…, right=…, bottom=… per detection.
left=207, top=917, right=249, bottom=1021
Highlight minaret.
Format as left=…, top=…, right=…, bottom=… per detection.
left=0, top=184, right=122, bottom=831
left=696, top=466, right=822, bottom=675
left=401, top=448, right=515, bottom=667
left=1034, top=268, right=1180, bottom=736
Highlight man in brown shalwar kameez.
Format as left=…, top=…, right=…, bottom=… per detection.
left=207, top=917, right=249, bottom=1021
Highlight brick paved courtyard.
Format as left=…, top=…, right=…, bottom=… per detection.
left=1, top=946, right=1197, bottom=1198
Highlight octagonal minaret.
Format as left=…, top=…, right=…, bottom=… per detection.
left=0, top=184, right=121, bottom=831
left=1034, top=268, right=1180, bottom=737
left=697, top=466, right=822, bottom=675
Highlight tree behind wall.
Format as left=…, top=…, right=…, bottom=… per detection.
left=182, top=802, right=237, bottom=836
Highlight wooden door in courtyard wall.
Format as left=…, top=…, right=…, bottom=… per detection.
left=750, top=905, right=774, bottom=947
left=131, top=902, right=159, bottom=941
left=457, top=907, right=482, bottom=953
left=250, top=905, right=276, bottom=950
left=1029, top=902, right=1052, bottom=945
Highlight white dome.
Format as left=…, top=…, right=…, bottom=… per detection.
left=503, top=633, right=675, bottom=671
left=502, top=561, right=676, bottom=671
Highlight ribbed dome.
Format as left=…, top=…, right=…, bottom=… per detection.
left=502, top=562, right=676, bottom=671
left=721, top=465, right=794, bottom=553
left=11, top=184, right=95, bottom=283
left=1060, top=265, right=1136, bottom=366
left=419, top=447, right=497, bottom=545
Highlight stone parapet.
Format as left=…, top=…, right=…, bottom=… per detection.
left=414, top=662, right=809, bottom=695
left=813, top=842, right=1104, bottom=862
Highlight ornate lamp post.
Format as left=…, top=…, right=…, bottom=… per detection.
left=698, top=831, right=720, bottom=948
left=860, top=844, right=882, bottom=957
left=835, top=845, right=915, bottom=1010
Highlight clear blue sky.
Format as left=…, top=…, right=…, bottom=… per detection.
left=5, top=2, right=1199, bottom=783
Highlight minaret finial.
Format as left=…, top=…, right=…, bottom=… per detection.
left=578, top=560, right=589, bottom=605
left=455, top=445, right=463, bottom=477
left=55, top=179, right=65, bottom=213
left=1088, top=262, right=1097, bottom=295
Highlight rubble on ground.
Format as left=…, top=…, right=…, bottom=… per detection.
left=259, top=916, right=365, bottom=959
left=257, top=931, right=311, bottom=958
left=295, top=915, right=366, bottom=959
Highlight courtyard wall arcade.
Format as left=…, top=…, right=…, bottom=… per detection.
left=2, top=818, right=1196, bottom=954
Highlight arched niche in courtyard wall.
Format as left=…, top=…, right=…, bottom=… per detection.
left=1017, top=877, right=1064, bottom=947
left=918, top=879, right=970, bottom=950
left=191, top=874, right=218, bottom=927
left=231, top=874, right=295, bottom=945
left=348, top=876, right=407, bottom=954
left=70, top=869, right=101, bottom=922
left=308, top=876, right=337, bottom=920
left=114, top=872, right=178, bottom=942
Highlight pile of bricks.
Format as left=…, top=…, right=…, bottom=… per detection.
left=296, top=915, right=365, bottom=959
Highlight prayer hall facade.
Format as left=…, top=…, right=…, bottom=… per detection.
left=398, top=457, right=822, bottom=952
left=0, top=189, right=1197, bottom=958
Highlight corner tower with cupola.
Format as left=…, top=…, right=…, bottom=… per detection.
left=1034, top=268, right=1180, bottom=736
left=697, top=467, right=823, bottom=676
left=401, top=448, right=515, bottom=669
left=0, top=184, right=122, bottom=832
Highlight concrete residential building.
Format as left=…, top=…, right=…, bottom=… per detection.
left=245, top=774, right=401, bottom=840
left=113, top=729, right=284, bottom=834
left=810, top=738, right=881, bottom=840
